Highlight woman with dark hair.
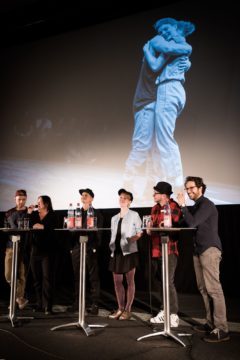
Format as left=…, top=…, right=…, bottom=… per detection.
left=108, top=189, right=142, bottom=320
left=29, top=195, right=56, bottom=314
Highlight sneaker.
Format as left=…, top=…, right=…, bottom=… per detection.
left=150, top=311, right=179, bottom=327
left=16, top=297, right=29, bottom=310
left=150, top=310, right=164, bottom=324
left=170, top=313, right=179, bottom=328
left=203, top=328, right=230, bottom=343
left=193, top=323, right=213, bottom=333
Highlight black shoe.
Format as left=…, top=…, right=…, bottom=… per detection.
left=32, top=304, right=42, bottom=312
left=193, top=323, right=213, bottom=333
left=87, top=304, right=99, bottom=315
left=203, top=328, right=230, bottom=343
left=44, top=307, right=53, bottom=315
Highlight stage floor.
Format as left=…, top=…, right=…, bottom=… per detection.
left=0, top=293, right=239, bottom=360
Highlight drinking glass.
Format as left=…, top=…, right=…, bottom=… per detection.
left=63, top=217, right=68, bottom=229
left=17, top=219, right=24, bottom=229
left=142, top=215, right=151, bottom=228
left=23, top=218, right=29, bottom=229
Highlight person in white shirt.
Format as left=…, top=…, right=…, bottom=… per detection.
left=108, top=189, right=142, bottom=320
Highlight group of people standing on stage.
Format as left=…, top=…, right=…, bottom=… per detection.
left=3, top=176, right=230, bottom=343
left=1, top=16, right=230, bottom=343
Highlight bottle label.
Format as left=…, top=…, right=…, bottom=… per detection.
left=87, top=216, right=94, bottom=229
left=75, top=217, right=82, bottom=229
left=67, top=216, right=75, bottom=229
left=164, top=215, right=172, bottom=228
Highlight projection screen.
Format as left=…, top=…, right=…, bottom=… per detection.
left=0, top=4, right=239, bottom=210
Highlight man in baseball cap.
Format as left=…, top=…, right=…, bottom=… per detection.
left=149, top=181, right=182, bottom=327
left=71, top=187, right=103, bottom=315
left=79, top=188, right=94, bottom=198
left=153, top=181, right=173, bottom=196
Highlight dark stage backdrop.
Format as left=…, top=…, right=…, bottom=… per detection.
left=1, top=205, right=240, bottom=307
left=0, top=2, right=240, bottom=210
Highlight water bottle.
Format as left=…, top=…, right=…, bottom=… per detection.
left=163, top=201, right=172, bottom=228
left=67, top=203, right=75, bottom=229
left=87, top=205, right=94, bottom=229
left=75, top=203, right=82, bottom=229
left=4, top=217, right=9, bottom=228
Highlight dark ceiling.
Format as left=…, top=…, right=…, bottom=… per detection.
left=0, top=1, right=178, bottom=47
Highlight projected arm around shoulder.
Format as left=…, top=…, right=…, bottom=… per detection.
left=150, top=35, right=192, bottom=56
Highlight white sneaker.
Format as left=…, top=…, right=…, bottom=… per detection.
left=150, top=310, right=164, bottom=324
left=150, top=311, right=179, bottom=327
left=170, top=313, right=179, bottom=328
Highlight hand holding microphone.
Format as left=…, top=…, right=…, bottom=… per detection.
left=28, top=204, right=38, bottom=214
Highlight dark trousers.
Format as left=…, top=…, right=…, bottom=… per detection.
left=151, top=254, right=178, bottom=314
left=30, top=254, right=52, bottom=309
left=71, top=247, right=100, bottom=307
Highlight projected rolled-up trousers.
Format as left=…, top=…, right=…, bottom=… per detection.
left=125, top=79, right=186, bottom=189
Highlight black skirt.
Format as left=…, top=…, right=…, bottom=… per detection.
left=108, top=252, right=139, bottom=274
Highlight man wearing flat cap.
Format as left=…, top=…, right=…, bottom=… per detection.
left=148, top=181, right=182, bottom=327
left=71, top=188, right=103, bottom=315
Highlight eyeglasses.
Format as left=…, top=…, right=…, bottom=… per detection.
left=184, top=186, right=197, bottom=191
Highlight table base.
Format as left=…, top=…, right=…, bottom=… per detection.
left=51, top=321, right=108, bottom=336
left=137, top=329, right=186, bottom=347
left=0, top=314, right=34, bottom=327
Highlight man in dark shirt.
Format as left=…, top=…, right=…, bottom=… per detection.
left=4, top=189, right=29, bottom=310
left=71, top=188, right=103, bottom=315
left=177, top=176, right=230, bottom=342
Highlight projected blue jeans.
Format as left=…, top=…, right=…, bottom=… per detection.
left=125, top=80, right=186, bottom=193
left=153, top=79, right=186, bottom=188
left=125, top=101, right=155, bottom=178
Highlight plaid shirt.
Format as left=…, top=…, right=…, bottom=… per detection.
left=151, top=199, right=182, bottom=258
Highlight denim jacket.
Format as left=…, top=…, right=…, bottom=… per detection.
left=109, top=209, right=142, bottom=257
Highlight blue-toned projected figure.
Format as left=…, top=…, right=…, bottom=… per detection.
left=124, top=18, right=195, bottom=201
